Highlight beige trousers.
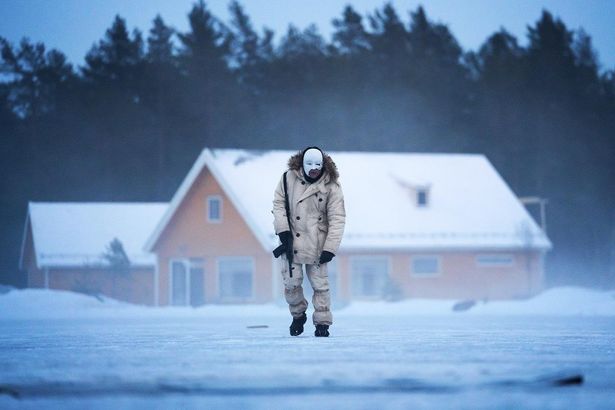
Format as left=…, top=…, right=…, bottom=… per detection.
left=279, top=255, right=332, bottom=326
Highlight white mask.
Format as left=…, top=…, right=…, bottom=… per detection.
left=302, top=148, right=323, bottom=180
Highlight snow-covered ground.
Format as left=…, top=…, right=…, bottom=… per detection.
left=1, top=287, right=614, bottom=409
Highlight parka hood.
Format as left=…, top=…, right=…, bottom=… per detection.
left=288, top=148, right=339, bottom=182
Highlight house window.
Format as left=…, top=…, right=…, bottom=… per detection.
left=207, top=195, right=222, bottom=222
left=411, top=255, right=440, bottom=277
left=350, top=256, right=389, bottom=298
left=218, top=257, right=254, bottom=299
left=416, top=188, right=429, bottom=207
left=170, top=260, right=188, bottom=306
left=476, top=254, right=514, bottom=267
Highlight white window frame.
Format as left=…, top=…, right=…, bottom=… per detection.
left=410, top=255, right=441, bottom=277
left=207, top=195, right=223, bottom=223
left=216, top=256, right=255, bottom=301
left=475, top=254, right=515, bottom=267
left=349, top=255, right=391, bottom=300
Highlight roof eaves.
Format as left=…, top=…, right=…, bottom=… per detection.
left=481, top=155, right=553, bottom=246
left=18, top=203, right=33, bottom=271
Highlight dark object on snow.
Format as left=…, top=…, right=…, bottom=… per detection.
left=290, top=312, right=307, bottom=336
left=544, top=374, right=584, bottom=386
left=315, top=324, right=330, bottom=337
left=452, top=300, right=476, bottom=312
left=0, top=385, right=20, bottom=399
left=492, top=373, right=584, bottom=389
left=319, top=251, right=335, bottom=264
left=246, top=325, right=269, bottom=329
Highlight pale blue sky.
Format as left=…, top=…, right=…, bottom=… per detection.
left=1, top=0, right=614, bottom=70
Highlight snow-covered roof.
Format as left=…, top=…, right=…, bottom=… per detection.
left=145, top=148, right=551, bottom=252
left=22, top=202, right=168, bottom=269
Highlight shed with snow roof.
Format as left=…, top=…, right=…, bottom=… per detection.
left=20, top=148, right=552, bottom=306
left=19, top=203, right=167, bottom=305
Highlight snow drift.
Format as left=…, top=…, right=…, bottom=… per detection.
left=1, top=286, right=613, bottom=320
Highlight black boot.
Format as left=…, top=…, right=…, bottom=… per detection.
left=290, top=313, right=307, bottom=336
left=315, top=324, right=330, bottom=337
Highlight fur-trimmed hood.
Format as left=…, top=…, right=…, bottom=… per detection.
left=287, top=148, right=339, bottom=182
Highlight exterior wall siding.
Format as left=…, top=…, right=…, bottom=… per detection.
left=334, top=250, right=544, bottom=301
left=44, top=267, right=155, bottom=305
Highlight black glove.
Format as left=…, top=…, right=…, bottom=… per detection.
left=319, top=251, right=335, bottom=264
left=277, top=231, right=293, bottom=262
left=278, top=231, right=292, bottom=248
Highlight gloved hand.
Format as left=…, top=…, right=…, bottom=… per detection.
left=319, top=251, right=335, bottom=264
left=277, top=231, right=293, bottom=262
left=278, top=231, right=292, bottom=248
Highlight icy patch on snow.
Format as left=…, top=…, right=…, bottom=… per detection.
left=0, top=286, right=613, bottom=320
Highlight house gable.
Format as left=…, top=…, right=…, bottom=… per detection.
left=144, top=149, right=273, bottom=254
left=153, top=164, right=264, bottom=257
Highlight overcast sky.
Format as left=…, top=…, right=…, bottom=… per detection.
left=1, top=0, right=614, bottom=70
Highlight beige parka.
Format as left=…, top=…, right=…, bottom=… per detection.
left=272, top=150, right=346, bottom=265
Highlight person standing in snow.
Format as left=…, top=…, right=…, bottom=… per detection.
left=272, top=147, right=345, bottom=337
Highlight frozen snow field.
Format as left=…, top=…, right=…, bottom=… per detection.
left=1, top=287, right=614, bottom=409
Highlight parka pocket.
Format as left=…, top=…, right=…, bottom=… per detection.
left=317, top=220, right=328, bottom=234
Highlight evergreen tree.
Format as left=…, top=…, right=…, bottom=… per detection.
left=144, top=15, right=180, bottom=196
left=368, top=2, right=408, bottom=63
left=83, top=15, right=145, bottom=91
left=0, top=83, right=15, bottom=125
left=406, top=5, right=470, bottom=140
left=473, top=29, right=528, bottom=182
left=267, top=24, right=331, bottom=145
left=0, top=37, right=74, bottom=118
left=102, top=237, right=131, bottom=274
left=332, top=5, right=370, bottom=55
left=228, top=1, right=274, bottom=91
left=177, top=0, right=234, bottom=145
left=147, top=15, right=175, bottom=64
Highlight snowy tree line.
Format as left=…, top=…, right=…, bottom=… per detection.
left=1, top=1, right=614, bottom=287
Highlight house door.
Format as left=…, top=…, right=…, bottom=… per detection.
left=170, top=258, right=205, bottom=306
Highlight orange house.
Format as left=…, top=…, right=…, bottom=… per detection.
left=20, top=148, right=552, bottom=306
